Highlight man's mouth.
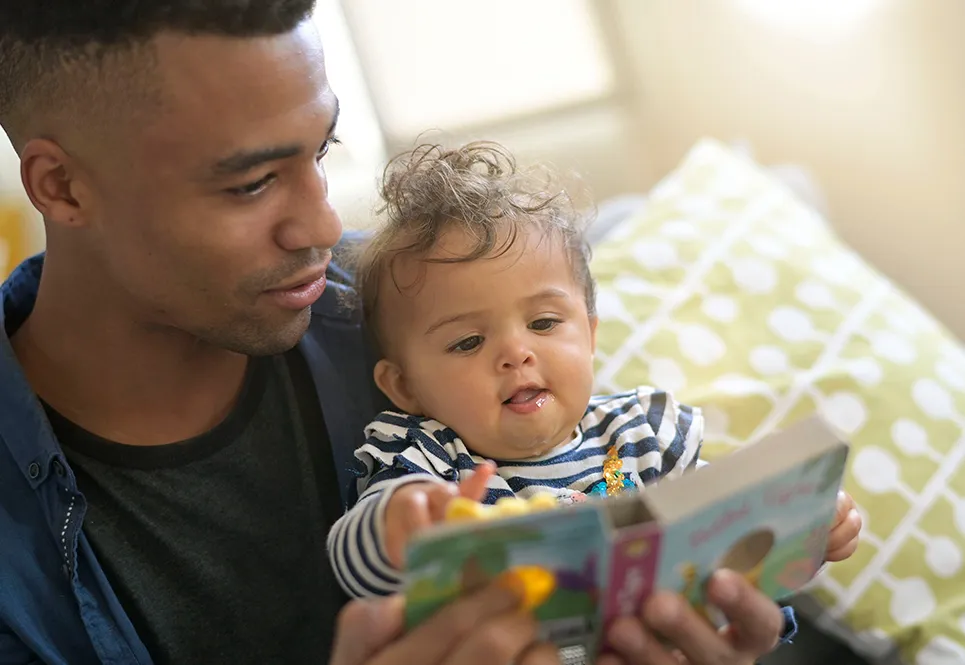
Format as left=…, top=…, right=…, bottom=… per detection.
left=263, top=261, right=330, bottom=310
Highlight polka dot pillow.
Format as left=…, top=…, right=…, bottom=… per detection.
left=0, top=202, right=28, bottom=281
left=590, top=139, right=965, bottom=664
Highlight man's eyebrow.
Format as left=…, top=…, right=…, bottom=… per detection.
left=211, top=145, right=303, bottom=176
left=209, top=99, right=341, bottom=177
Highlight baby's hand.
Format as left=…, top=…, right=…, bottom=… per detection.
left=383, top=462, right=496, bottom=569
left=825, top=490, right=862, bottom=562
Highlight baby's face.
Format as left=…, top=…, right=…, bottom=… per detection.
left=375, top=227, right=597, bottom=460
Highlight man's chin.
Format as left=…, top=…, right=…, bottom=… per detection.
left=210, top=307, right=312, bottom=357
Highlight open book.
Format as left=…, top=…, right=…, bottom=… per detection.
left=403, top=415, right=849, bottom=656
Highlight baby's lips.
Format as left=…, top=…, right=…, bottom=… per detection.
left=496, top=566, right=556, bottom=611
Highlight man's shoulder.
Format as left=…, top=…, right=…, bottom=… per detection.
left=1, top=253, right=44, bottom=334
left=307, top=231, right=368, bottom=324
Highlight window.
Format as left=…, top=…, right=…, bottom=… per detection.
left=312, top=0, right=621, bottom=224
left=337, top=0, right=615, bottom=140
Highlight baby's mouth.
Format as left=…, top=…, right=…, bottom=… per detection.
left=503, top=388, right=550, bottom=408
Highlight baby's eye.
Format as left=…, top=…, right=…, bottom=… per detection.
left=448, top=335, right=483, bottom=353
left=530, top=318, right=561, bottom=332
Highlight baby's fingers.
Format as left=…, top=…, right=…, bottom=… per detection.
left=460, top=462, right=496, bottom=501
left=833, top=491, right=855, bottom=526
left=385, top=488, right=435, bottom=568
left=426, top=483, right=459, bottom=522
left=826, top=508, right=862, bottom=562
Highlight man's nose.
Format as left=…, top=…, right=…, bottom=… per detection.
left=275, top=161, right=343, bottom=252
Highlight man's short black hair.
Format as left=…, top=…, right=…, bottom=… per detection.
left=0, top=0, right=317, bottom=148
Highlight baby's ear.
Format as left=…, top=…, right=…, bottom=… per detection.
left=373, top=359, right=422, bottom=414
left=589, top=315, right=599, bottom=353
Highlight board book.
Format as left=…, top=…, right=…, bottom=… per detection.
left=402, top=416, right=850, bottom=656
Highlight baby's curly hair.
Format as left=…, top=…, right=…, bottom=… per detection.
left=354, top=141, right=596, bottom=349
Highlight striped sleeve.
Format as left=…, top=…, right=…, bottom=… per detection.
left=636, top=386, right=704, bottom=479
left=326, top=413, right=455, bottom=598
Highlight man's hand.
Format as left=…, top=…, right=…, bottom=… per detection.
left=825, top=491, right=861, bottom=562
left=383, top=463, right=496, bottom=569
left=329, top=581, right=560, bottom=665
left=598, top=570, right=785, bottom=665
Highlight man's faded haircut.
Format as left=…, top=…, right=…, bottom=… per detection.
left=354, top=140, right=597, bottom=348
left=0, top=1, right=317, bottom=149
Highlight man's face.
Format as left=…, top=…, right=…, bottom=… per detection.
left=81, top=21, right=342, bottom=355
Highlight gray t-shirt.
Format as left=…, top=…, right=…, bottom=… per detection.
left=47, top=351, right=346, bottom=664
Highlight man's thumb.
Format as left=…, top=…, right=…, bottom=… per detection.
left=330, top=596, right=406, bottom=665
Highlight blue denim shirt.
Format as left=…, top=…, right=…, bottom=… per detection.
left=0, top=251, right=386, bottom=664
left=0, top=252, right=795, bottom=664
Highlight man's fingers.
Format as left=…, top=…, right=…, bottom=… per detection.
left=329, top=596, right=406, bottom=665
left=445, top=610, right=543, bottom=665
left=605, top=615, right=679, bottom=665
left=705, top=569, right=784, bottom=656
left=518, top=641, right=565, bottom=665
left=459, top=462, right=496, bottom=501
left=642, top=592, right=737, bottom=665
left=595, top=655, right=623, bottom=665
left=384, top=580, right=524, bottom=664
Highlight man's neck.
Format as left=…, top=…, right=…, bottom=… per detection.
left=12, top=266, right=250, bottom=446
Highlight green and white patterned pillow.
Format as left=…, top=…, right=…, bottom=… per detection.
left=590, top=139, right=965, bottom=664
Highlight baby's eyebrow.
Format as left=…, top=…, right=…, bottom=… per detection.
left=525, top=287, right=571, bottom=302
left=424, top=288, right=572, bottom=335
left=425, top=310, right=483, bottom=336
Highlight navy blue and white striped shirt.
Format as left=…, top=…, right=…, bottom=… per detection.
left=327, top=387, right=704, bottom=598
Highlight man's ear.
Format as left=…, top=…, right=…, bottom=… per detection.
left=19, top=138, right=93, bottom=229
left=373, top=359, right=422, bottom=414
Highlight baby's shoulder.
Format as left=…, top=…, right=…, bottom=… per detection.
left=357, top=411, right=473, bottom=482
left=585, top=385, right=673, bottom=414
left=363, top=410, right=462, bottom=449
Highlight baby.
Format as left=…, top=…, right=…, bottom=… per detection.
left=327, top=141, right=861, bottom=598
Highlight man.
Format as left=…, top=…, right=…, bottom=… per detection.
left=0, top=2, right=793, bottom=664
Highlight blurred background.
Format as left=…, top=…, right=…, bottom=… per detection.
left=1, top=0, right=962, bottom=342
left=2, top=3, right=964, bottom=663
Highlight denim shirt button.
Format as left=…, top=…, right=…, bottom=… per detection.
left=27, top=462, right=41, bottom=479
left=53, top=460, right=65, bottom=476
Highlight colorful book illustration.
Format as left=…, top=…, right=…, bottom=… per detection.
left=403, top=416, right=850, bottom=656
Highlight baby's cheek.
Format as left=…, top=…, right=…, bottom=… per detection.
left=420, top=367, right=489, bottom=423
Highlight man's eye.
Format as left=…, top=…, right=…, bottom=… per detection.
left=448, top=335, right=483, bottom=353
left=317, top=135, right=342, bottom=161
left=530, top=318, right=561, bottom=332
left=227, top=174, right=276, bottom=197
